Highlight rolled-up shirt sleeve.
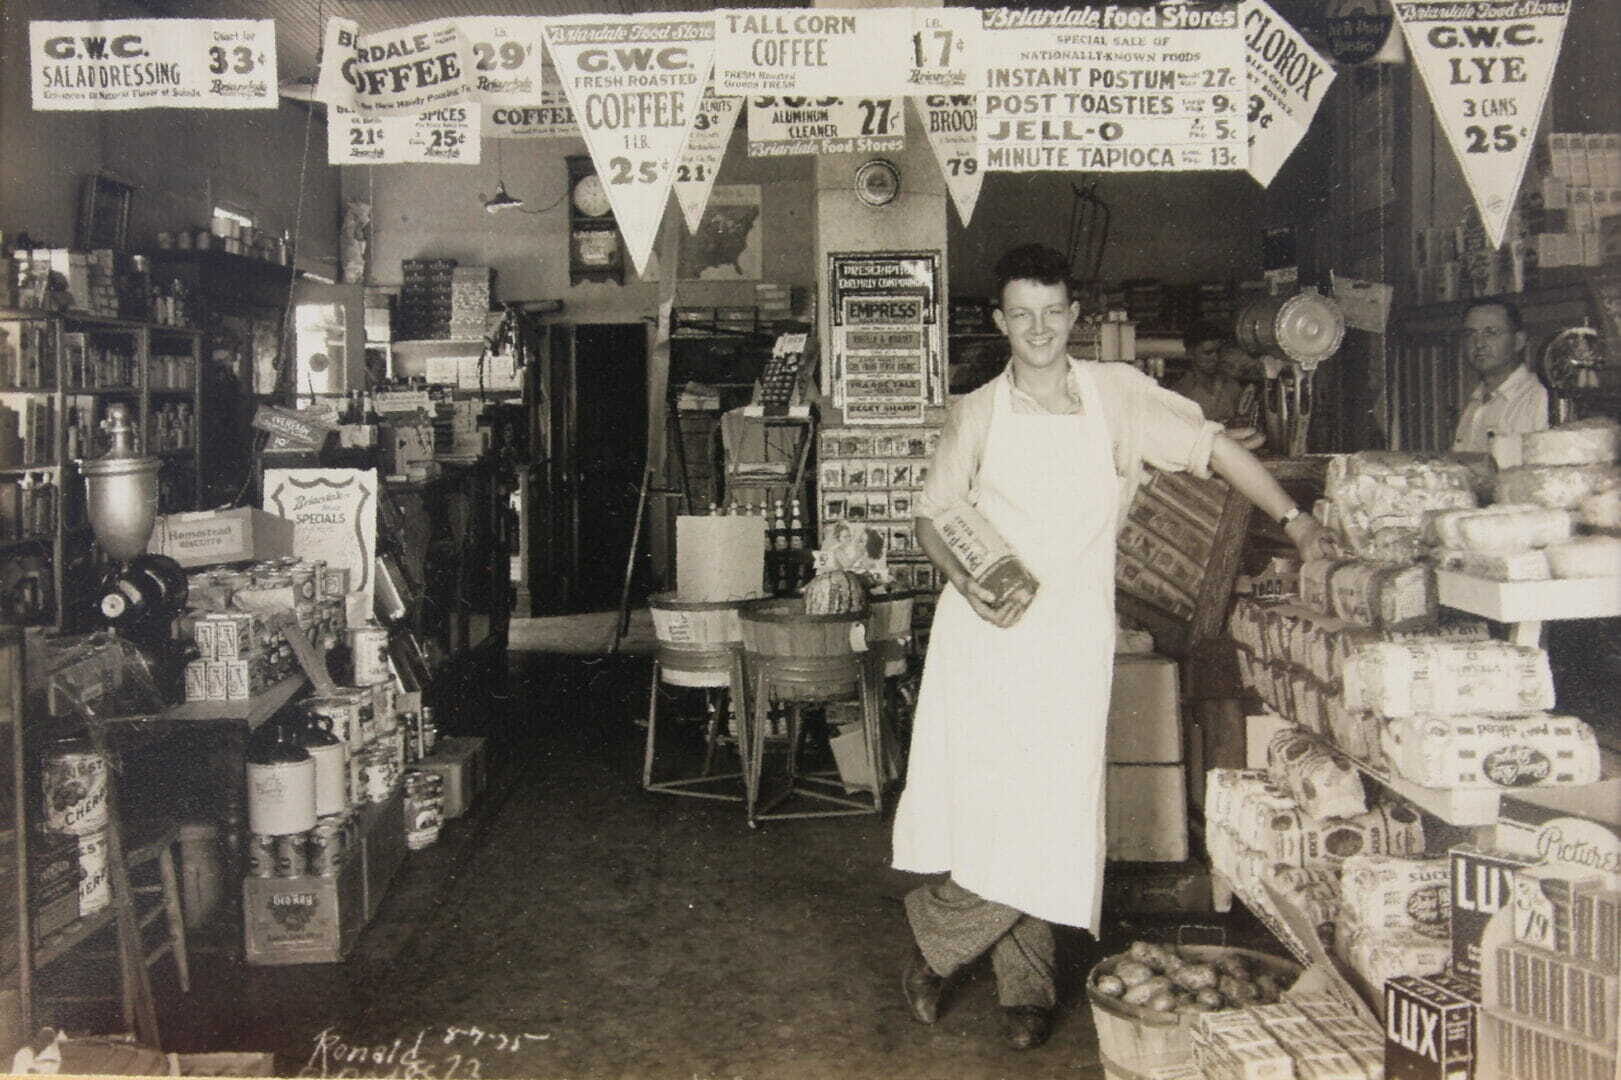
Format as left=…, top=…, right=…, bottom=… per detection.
left=915, top=389, right=992, bottom=520
left=1127, top=368, right=1222, bottom=479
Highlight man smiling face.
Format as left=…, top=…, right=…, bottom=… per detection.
left=993, top=278, right=1079, bottom=375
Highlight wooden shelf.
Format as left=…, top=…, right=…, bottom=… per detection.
left=1437, top=570, right=1621, bottom=624
left=160, top=673, right=306, bottom=731
left=0, top=534, right=54, bottom=552
left=1346, top=743, right=1621, bottom=828
left=0, top=464, right=61, bottom=474
left=0, top=309, right=201, bottom=335
left=31, top=907, right=115, bottom=972
left=64, top=386, right=139, bottom=396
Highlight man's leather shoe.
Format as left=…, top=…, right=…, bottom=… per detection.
left=902, top=948, right=947, bottom=1024
left=1001, top=1005, right=1053, bottom=1050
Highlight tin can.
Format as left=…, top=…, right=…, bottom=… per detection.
left=78, top=829, right=111, bottom=914
left=404, top=771, right=444, bottom=851
left=294, top=600, right=317, bottom=631
left=322, top=566, right=351, bottom=598
left=371, top=682, right=396, bottom=731
left=290, top=564, right=317, bottom=602
left=307, top=694, right=362, bottom=748
left=273, top=832, right=308, bottom=878
left=359, top=746, right=394, bottom=804
left=308, top=819, right=341, bottom=877
left=421, top=707, right=438, bottom=754
left=42, top=741, right=109, bottom=836
left=350, top=624, right=391, bottom=687
left=248, top=832, right=277, bottom=877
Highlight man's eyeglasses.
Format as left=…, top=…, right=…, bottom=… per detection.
left=1462, top=328, right=1508, bottom=342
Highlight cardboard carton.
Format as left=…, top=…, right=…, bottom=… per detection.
left=150, top=507, right=294, bottom=568
left=412, top=736, right=487, bottom=819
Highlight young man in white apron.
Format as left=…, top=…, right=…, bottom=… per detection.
left=891, top=244, right=1333, bottom=1050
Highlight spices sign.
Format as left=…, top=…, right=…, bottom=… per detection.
left=329, top=102, right=481, bottom=165
left=1394, top=0, right=1570, bottom=250
left=542, top=15, right=717, bottom=277
left=1241, top=0, right=1335, bottom=188
left=976, top=2, right=1248, bottom=173
left=316, top=17, right=476, bottom=116
left=30, top=19, right=278, bottom=110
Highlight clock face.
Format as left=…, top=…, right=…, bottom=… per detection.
left=855, top=159, right=901, bottom=207
left=571, top=174, right=613, bottom=218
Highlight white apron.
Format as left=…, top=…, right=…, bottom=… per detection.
left=892, top=366, right=1118, bottom=930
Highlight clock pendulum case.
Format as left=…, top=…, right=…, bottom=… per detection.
left=567, top=156, right=625, bottom=285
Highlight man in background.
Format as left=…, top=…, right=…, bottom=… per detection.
left=1170, top=319, right=1255, bottom=427
left=1452, top=298, right=1549, bottom=453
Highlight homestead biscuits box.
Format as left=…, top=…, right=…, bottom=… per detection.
left=151, top=507, right=294, bottom=568
left=412, top=736, right=486, bottom=819
left=1385, top=974, right=1473, bottom=1080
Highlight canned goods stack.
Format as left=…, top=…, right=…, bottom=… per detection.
left=355, top=741, right=401, bottom=805
left=403, top=771, right=445, bottom=850
left=41, top=739, right=113, bottom=916
left=248, top=812, right=354, bottom=879
left=349, top=622, right=392, bottom=687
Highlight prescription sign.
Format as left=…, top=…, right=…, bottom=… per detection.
left=542, top=15, right=716, bottom=277
left=1395, top=0, right=1569, bottom=249
left=30, top=19, right=278, bottom=110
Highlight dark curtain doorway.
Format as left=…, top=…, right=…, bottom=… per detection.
left=571, top=323, right=649, bottom=612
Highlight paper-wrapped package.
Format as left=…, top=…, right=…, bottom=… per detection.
left=1342, top=639, right=1556, bottom=717
left=1495, top=462, right=1621, bottom=510
left=929, top=502, right=1039, bottom=607
left=1380, top=712, right=1601, bottom=789
left=1545, top=535, right=1621, bottom=578
left=1336, top=921, right=1450, bottom=992
left=1266, top=728, right=1368, bottom=820
left=1339, top=854, right=1451, bottom=938
left=1434, top=547, right=1552, bottom=581
left=1426, top=504, right=1574, bottom=552
left=1326, top=560, right=1436, bottom=630
left=1324, top=452, right=1477, bottom=556
left=1521, top=416, right=1621, bottom=467
left=1255, top=803, right=1425, bottom=869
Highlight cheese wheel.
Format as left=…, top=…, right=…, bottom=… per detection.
left=1494, top=463, right=1621, bottom=510
left=1544, top=535, right=1621, bottom=579
left=1521, top=417, right=1621, bottom=467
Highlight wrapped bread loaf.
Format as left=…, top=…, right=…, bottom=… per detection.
left=1343, top=639, right=1555, bottom=717
left=1324, top=452, right=1477, bottom=556
left=1520, top=417, right=1621, bottom=467
left=1578, top=488, right=1621, bottom=530
left=1380, top=712, right=1601, bottom=789
left=1267, top=728, right=1368, bottom=820
left=1337, top=922, right=1450, bottom=990
left=1431, top=505, right=1575, bottom=552
left=1339, top=854, right=1452, bottom=938
left=1544, top=535, right=1621, bottom=578
left=1327, top=560, right=1436, bottom=630
left=1495, top=463, right=1621, bottom=510
left=1435, top=547, right=1552, bottom=581
left=1259, top=803, right=1425, bottom=868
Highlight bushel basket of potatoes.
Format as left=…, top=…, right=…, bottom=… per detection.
left=1087, top=941, right=1302, bottom=1028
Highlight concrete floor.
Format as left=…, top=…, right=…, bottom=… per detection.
left=81, top=648, right=1254, bottom=1079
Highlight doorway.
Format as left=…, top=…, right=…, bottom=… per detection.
left=531, top=323, right=650, bottom=615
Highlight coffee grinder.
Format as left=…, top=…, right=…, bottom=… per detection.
left=79, top=403, right=188, bottom=637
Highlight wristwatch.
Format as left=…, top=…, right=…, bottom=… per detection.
left=1278, top=506, right=1303, bottom=528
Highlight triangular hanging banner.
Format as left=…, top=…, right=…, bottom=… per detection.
left=1394, top=0, right=1569, bottom=249
left=1242, top=0, right=1335, bottom=188
left=913, top=96, right=985, bottom=226
left=315, top=16, right=476, bottom=115
left=674, top=88, right=744, bottom=235
left=542, top=14, right=716, bottom=276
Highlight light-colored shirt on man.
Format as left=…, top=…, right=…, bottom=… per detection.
left=1452, top=363, right=1549, bottom=454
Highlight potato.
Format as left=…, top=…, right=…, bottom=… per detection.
left=1216, top=955, right=1252, bottom=980
left=1129, top=941, right=1177, bottom=972
left=1147, top=991, right=1178, bottom=1012
left=1174, top=999, right=1205, bottom=1015
left=1195, top=988, right=1226, bottom=1009
left=1171, top=963, right=1219, bottom=992
left=1122, top=976, right=1173, bottom=1006
left=1094, top=974, right=1126, bottom=998
left=1253, top=973, right=1282, bottom=1003
left=1115, top=960, right=1156, bottom=987
left=1219, top=975, right=1260, bottom=1004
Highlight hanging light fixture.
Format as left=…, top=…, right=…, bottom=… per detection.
left=483, top=141, right=525, bottom=213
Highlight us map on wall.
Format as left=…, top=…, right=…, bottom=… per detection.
left=678, top=184, right=762, bottom=281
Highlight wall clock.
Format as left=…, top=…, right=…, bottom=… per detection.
left=566, top=155, right=623, bottom=285
left=854, top=159, right=901, bottom=207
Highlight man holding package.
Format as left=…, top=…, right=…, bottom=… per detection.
left=891, top=244, right=1333, bottom=1051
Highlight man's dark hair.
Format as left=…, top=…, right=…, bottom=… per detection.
left=994, top=244, right=1073, bottom=304
left=1182, top=319, right=1228, bottom=353
left=1464, top=297, right=1523, bottom=332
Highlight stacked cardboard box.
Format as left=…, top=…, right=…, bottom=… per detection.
left=395, top=258, right=456, bottom=340
left=448, top=265, right=491, bottom=340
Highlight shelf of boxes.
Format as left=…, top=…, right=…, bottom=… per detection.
left=817, top=425, right=944, bottom=625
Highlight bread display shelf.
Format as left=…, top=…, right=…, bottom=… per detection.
left=1344, top=744, right=1621, bottom=829
left=1436, top=570, right=1621, bottom=624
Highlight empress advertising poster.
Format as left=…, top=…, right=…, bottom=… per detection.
left=976, top=2, right=1248, bottom=173
left=30, top=19, right=278, bottom=110
left=827, top=253, right=944, bottom=421
left=1394, top=0, right=1570, bottom=250
left=542, top=15, right=717, bottom=277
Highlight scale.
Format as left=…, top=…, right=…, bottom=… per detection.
left=1231, top=288, right=1346, bottom=457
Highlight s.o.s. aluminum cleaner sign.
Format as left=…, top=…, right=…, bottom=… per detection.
left=31, top=19, right=278, bottom=110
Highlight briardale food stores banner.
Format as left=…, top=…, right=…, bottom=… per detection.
left=28, top=5, right=1572, bottom=258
